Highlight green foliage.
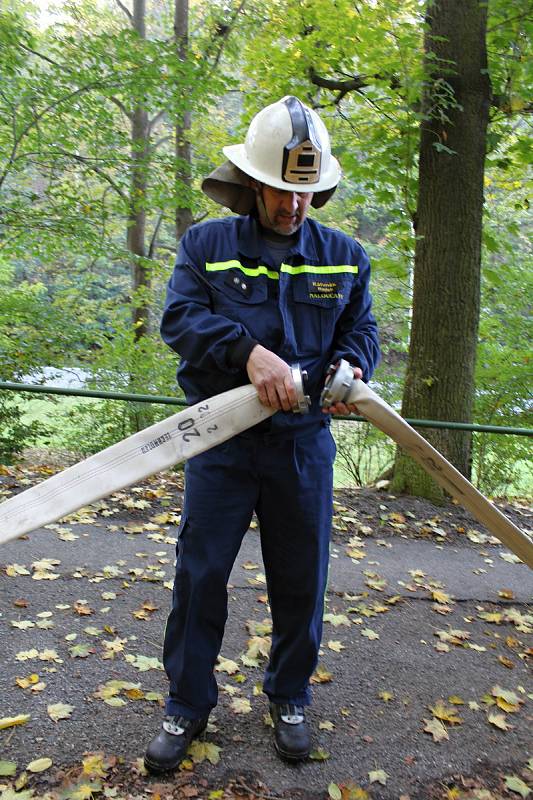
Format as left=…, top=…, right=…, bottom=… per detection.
left=0, top=391, right=50, bottom=464
left=472, top=154, right=532, bottom=496
left=333, top=420, right=394, bottom=488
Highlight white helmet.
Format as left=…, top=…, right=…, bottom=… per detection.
left=223, top=96, right=341, bottom=194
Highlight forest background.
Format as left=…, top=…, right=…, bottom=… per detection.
left=0, top=0, right=531, bottom=500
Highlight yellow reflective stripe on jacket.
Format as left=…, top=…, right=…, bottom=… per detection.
left=206, top=260, right=279, bottom=280
left=280, top=263, right=358, bottom=275
left=205, top=260, right=358, bottom=279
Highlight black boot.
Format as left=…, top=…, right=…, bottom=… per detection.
left=144, top=715, right=209, bottom=774
left=270, top=703, right=310, bottom=762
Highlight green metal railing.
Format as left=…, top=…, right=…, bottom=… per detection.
left=1, top=381, right=531, bottom=437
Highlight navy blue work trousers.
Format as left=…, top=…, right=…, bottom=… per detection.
left=163, top=424, right=335, bottom=719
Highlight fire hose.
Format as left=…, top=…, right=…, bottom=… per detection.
left=0, top=360, right=531, bottom=568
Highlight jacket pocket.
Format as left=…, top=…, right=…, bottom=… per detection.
left=290, top=274, right=351, bottom=355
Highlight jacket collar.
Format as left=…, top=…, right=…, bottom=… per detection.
left=237, top=215, right=319, bottom=263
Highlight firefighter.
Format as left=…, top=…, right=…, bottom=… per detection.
left=144, top=96, right=380, bottom=772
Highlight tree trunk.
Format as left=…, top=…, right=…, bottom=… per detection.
left=129, top=0, right=150, bottom=339
left=392, top=0, right=491, bottom=501
left=174, top=0, right=193, bottom=241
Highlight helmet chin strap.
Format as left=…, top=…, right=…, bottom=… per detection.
left=253, top=182, right=298, bottom=237
left=254, top=183, right=275, bottom=231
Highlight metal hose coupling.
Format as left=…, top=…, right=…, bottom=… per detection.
left=320, top=359, right=357, bottom=407
left=290, top=363, right=311, bottom=413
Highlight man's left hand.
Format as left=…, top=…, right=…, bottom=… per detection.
left=321, top=365, right=363, bottom=416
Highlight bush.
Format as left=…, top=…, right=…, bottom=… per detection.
left=332, top=418, right=395, bottom=487
left=0, top=391, right=51, bottom=464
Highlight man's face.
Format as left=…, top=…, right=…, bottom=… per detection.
left=254, top=183, right=313, bottom=236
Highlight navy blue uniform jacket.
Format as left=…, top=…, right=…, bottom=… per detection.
left=161, top=214, right=380, bottom=436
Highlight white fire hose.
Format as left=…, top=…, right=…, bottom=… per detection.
left=0, top=361, right=531, bottom=569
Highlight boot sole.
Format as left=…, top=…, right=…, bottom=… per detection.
left=274, top=740, right=309, bottom=763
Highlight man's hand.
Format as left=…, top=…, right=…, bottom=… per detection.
left=246, top=344, right=298, bottom=412
left=321, top=363, right=363, bottom=416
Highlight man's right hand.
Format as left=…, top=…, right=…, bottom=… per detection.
left=246, top=344, right=298, bottom=412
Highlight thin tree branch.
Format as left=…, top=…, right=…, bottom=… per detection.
left=52, top=149, right=128, bottom=202
left=148, top=212, right=165, bottom=259
left=487, top=11, right=533, bottom=32
left=309, top=67, right=401, bottom=103
left=113, top=0, right=133, bottom=21
left=150, top=134, right=172, bottom=152
left=309, top=67, right=369, bottom=103
left=0, top=77, right=121, bottom=191
left=148, top=109, right=166, bottom=134
left=205, top=0, right=247, bottom=74
left=109, top=95, right=133, bottom=121
left=17, top=43, right=63, bottom=68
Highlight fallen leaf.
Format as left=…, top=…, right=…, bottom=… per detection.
left=309, top=748, right=330, bottom=761
left=64, top=780, right=102, bottom=800
left=230, top=698, right=252, bottom=714
left=429, top=700, right=462, bottom=725
left=368, top=769, right=388, bottom=785
left=69, top=643, right=93, bottom=658
left=327, top=640, right=345, bottom=652
left=0, top=760, right=17, bottom=776
left=124, top=654, right=163, bottom=672
left=323, top=613, right=351, bottom=627
left=310, top=664, right=333, bottom=684
left=215, top=657, right=240, bottom=675
left=47, top=703, right=74, bottom=722
left=504, top=775, right=531, bottom=798
left=0, top=714, right=30, bottom=730
left=15, top=674, right=39, bottom=689
left=328, top=784, right=342, bottom=800
left=499, top=552, right=521, bottom=564
left=423, top=717, right=449, bottom=742
left=487, top=712, right=512, bottom=730
left=26, top=758, right=52, bottom=773
left=431, top=590, right=453, bottom=604
left=82, top=753, right=108, bottom=778
left=187, top=740, right=221, bottom=765
left=361, top=628, right=380, bottom=640
left=492, top=685, right=521, bottom=711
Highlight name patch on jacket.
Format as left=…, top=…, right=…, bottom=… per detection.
left=308, top=280, right=344, bottom=300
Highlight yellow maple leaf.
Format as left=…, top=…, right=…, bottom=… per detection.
left=230, top=697, right=252, bottom=714
left=68, top=781, right=102, bottom=800
left=429, top=700, right=462, bottom=725
left=431, top=589, right=453, bottom=604
left=187, top=740, right=221, bottom=765
left=215, top=657, right=239, bottom=675
left=423, top=717, right=449, bottom=742
left=488, top=712, right=512, bottom=730
left=310, top=664, right=333, bottom=684
left=82, top=753, right=107, bottom=778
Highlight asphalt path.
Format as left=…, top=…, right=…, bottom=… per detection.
left=0, top=476, right=531, bottom=799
